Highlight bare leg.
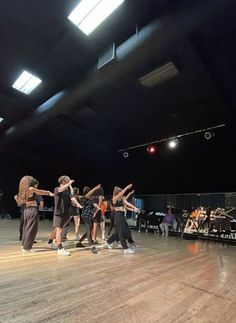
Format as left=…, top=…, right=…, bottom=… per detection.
left=55, top=227, right=63, bottom=246
left=73, top=216, right=80, bottom=239
left=92, top=222, right=98, bottom=241
left=100, top=217, right=105, bottom=240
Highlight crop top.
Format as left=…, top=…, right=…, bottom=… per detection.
left=27, top=193, right=36, bottom=201
left=113, top=199, right=124, bottom=207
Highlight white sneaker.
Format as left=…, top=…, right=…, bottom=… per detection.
left=129, top=242, right=136, bottom=249
left=124, top=248, right=135, bottom=254
left=22, top=249, right=36, bottom=253
left=47, top=242, right=57, bottom=250
left=111, top=241, right=118, bottom=248
left=57, top=248, right=70, bottom=256
left=104, top=242, right=112, bottom=249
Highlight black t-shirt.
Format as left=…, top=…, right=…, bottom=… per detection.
left=54, top=187, right=71, bottom=216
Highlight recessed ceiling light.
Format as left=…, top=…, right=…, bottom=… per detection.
left=12, top=71, right=42, bottom=95
left=68, top=0, right=124, bottom=36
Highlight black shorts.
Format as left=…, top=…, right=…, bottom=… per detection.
left=93, top=210, right=102, bottom=223
left=69, top=205, right=80, bottom=217
left=53, top=214, right=70, bottom=228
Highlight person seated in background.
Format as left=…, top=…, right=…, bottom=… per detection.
left=137, top=209, right=148, bottom=232
left=160, top=208, right=175, bottom=236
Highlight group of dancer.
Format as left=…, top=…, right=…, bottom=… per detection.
left=16, top=175, right=140, bottom=256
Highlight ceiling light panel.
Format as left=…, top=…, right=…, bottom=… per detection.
left=12, top=71, right=42, bottom=95
left=68, top=0, right=124, bottom=36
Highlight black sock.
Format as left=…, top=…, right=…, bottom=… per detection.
left=58, top=243, right=63, bottom=250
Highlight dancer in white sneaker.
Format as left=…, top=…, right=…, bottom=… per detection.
left=49, top=176, right=83, bottom=256
left=104, top=185, right=139, bottom=254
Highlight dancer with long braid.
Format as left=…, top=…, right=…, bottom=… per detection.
left=17, top=176, right=54, bottom=253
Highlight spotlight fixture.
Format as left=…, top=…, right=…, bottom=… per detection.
left=204, top=131, right=214, bottom=140
left=168, top=139, right=178, bottom=149
left=118, top=124, right=225, bottom=154
left=147, top=145, right=157, bottom=155
left=123, top=152, right=129, bottom=158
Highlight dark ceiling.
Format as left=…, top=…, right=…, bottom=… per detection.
left=0, top=0, right=236, bottom=197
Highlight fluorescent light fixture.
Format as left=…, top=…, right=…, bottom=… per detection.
left=139, top=62, right=179, bottom=87
left=68, top=0, right=124, bottom=36
left=0, top=117, right=4, bottom=123
left=12, top=71, right=42, bottom=95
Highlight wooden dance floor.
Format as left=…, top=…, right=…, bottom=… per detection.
left=0, top=219, right=236, bottom=323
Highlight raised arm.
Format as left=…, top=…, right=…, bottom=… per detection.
left=58, top=180, right=74, bottom=193
left=124, top=190, right=135, bottom=201
left=85, top=184, right=101, bottom=198
left=112, top=184, right=132, bottom=204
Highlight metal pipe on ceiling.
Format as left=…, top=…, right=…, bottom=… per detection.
left=1, top=0, right=232, bottom=144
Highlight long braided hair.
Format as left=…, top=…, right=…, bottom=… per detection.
left=17, top=175, right=35, bottom=206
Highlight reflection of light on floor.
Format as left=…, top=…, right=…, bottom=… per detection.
left=187, top=242, right=199, bottom=254
left=221, top=271, right=227, bottom=277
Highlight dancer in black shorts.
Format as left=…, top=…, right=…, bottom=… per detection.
left=48, top=176, right=82, bottom=256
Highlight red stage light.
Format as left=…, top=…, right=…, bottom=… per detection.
left=146, top=145, right=157, bottom=155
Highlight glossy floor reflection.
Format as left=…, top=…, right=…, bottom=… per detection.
left=0, top=219, right=236, bottom=323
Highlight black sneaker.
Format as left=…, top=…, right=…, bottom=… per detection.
left=76, top=242, right=86, bottom=248
left=91, top=246, right=97, bottom=254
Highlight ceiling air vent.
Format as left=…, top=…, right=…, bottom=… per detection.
left=139, top=62, right=179, bottom=87
left=97, top=43, right=115, bottom=69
